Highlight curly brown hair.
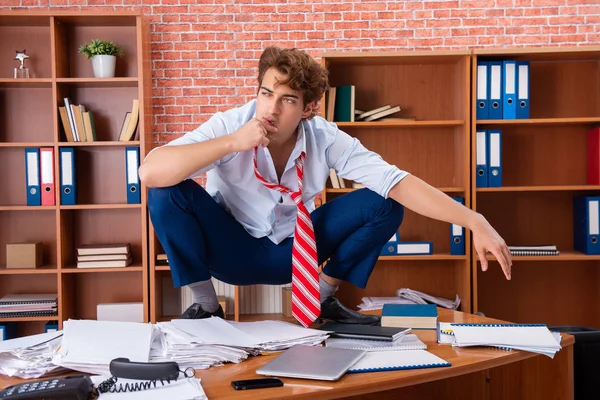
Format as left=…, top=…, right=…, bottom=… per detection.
left=257, top=46, right=329, bottom=118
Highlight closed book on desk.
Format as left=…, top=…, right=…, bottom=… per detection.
left=317, top=322, right=410, bottom=342
left=381, top=304, right=438, bottom=329
left=347, top=350, right=450, bottom=373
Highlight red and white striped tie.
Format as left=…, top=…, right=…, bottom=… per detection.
left=253, top=147, right=320, bottom=327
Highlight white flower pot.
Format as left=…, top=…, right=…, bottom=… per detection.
left=91, top=55, right=116, bottom=78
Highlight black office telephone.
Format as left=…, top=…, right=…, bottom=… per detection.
left=0, top=358, right=195, bottom=399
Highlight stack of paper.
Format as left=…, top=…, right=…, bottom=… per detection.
left=228, top=320, right=330, bottom=351
left=0, top=331, right=65, bottom=379
left=396, top=288, right=461, bottom=310
left=438, top=322, right=562, bottom=358
left=357, top=296, right=417, bottom=311
left=90, top=375, right=207, bottom=399
left=154, top=318, right=253, bottom=370
left=154, top=318, right=329, bottom=370
left=52, top=320, right=154, bottom=375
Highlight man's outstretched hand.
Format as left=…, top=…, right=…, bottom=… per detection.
left=472, top=217, right=512, bottom=280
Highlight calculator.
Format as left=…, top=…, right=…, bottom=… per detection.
left=0, top=374, right=94, bottom=400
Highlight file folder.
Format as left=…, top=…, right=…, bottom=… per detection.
left=487, top=130, right=502, bottom=187
left=25, top=148, right=41, bottom=206
left=40, top=147, right=55, bottom=206
left=516, top=61, right=530, bottom=119
left=380, top=242, right=433, bottom=256
left=450, top=197, right=465, bottom=255
left=488, top=61, right=503, bottom=119
left=126, top=147, right=141, bottom=204
left=476, top=61, right=489, bottom=120
left=0, top=323, right=17, bottom=341
left=574, top=196, right=600, bottom=255
left=476, top=130, right=488, bottom=188
left=59, top=147, right=76, bottom=205
left=502, top=60, right=517, bottom=120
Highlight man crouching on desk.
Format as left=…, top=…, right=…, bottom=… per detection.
left=139, top=46, right=512, bottom=327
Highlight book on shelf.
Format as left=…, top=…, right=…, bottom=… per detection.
left=59, top=99, right=97, bottom=142
left=362, top=105, right=401, bottom=122
left=356, top=105, right=394, bottom=120
left=76, top=243, right=132, bottom=268
left=77, top=243, right=130, bottom=256
left=76, top=258, right=132, bottom=269
left=333, top=85, right=355, bottom=122
left=118, top=99, right=140, bottom=142
left=381, top=304, right=438, bottom=330
left=508, top=245, right=559, bottom=256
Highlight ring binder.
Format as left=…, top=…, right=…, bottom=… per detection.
left=347, top=350, right=451, bottom=374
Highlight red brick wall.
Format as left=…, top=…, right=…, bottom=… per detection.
left=3, top=1, right=599, bottom=144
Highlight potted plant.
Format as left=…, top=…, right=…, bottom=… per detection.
left=78, top=39, right=124, bottom=78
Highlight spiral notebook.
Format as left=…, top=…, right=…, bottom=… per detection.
left=325, top=334, right=426, bottom=351
left=443, top=323, right=562, bottom=357
left=347, top=350, right=450, bottom=373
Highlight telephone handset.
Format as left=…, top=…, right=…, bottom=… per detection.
left=0, top=358, right=195, bottom=399
left=96, top=357, right=193, bottom=394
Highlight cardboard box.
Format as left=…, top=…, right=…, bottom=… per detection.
left=282, top=286, right=292, bottom=317
left=6, top=242, right=42, bottom=269
left=97, top=302, right=144, bottom=323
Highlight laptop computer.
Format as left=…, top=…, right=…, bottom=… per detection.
left=256, top=344, right=366, bottom=381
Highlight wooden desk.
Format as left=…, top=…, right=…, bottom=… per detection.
left=0, top=309, right=574, bottom=399
left=196, top=309, right=574, bottom=400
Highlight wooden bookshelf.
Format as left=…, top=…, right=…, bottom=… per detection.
left=0, top=10, right=152, bottom=335
left=320, top=50, right=472, bottom=314
left=471, top=46, right=600, bottom=328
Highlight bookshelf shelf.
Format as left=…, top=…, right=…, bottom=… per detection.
left=0, top=266, right=57, bottom=274
left=484, top=251, right=600, bottom=262
left=380, top=254, right=467, bottom=261
left=60, top=266, right=144, bottom=273
left=472, top=46, right=600, bottom=328
left=334, top=120, right=465, bottom=128
left=58, top=141, right=141, bottom=147
left=476, top=117, right=600, bottom=126
left=0, top=206, right=57, bottom=211
left=477, top=185, right=600, bottom=193
left=0, top=316, right=58, bottom=323
left=0, top=142, right=55, bottom=148
left=56, top=77, right=139, bottom=87
left=0, top=10, right=151, bottom=335
left=0, top=79, right=53, bottom=87
left=60, top=204, right=142, bottom=210
left=326, top=186, right=466, bottom=194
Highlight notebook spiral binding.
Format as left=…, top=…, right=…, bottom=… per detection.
left=347, top=362, right=450, bottom=374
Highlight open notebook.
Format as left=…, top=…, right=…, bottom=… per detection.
left=325, top=334, right=426, bottom=352
left=347, top=350, right=450, bottom=373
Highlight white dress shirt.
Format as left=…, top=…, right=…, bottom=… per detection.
left=156, top=100, right=409, bottom=244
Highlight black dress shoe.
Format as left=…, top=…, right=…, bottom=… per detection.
left=179, top=303, right=224, bottom=319
left=319, top=296, right=380, bottom=325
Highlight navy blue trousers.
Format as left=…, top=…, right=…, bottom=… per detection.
left=147, top=180, right=404, bottom=289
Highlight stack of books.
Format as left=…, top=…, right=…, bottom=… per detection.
left=381, top=304, right=439, bottom=330
left=76, top=243, right=132, bottom=269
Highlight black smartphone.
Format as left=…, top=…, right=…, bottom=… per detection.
left=231, top=378, right=284, bottom=390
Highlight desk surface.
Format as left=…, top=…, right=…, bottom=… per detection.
left=0, top=309, right=574, bottom=399
left=195, top=309, right=574, bottom=399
